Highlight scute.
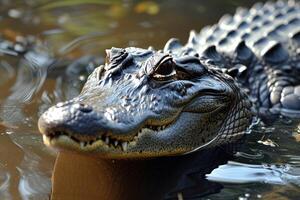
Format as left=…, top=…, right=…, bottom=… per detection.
left=235, top=41, right=253, bottom=63
left=202, top=46, right=223, bottom=63
left=262, top=43, right=289, bottom=64
left=164, top=38, right=183, bottom=53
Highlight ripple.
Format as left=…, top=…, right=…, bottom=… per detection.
left=206, top=161, right=300, bottom=185
left=0, top=49, right=51, bottom=127
left=0, top=60, right=15, bottom=85
left=0, top=170, right=11, bottom=200
left=17, top=153, right=51, bottom=200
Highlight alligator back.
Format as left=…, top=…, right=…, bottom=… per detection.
left=165, top=0, right=300, bottom=118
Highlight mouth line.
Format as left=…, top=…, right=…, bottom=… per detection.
left=42, top=122, right=173, bottom=151
left=41, top=93, right=229, bottom=152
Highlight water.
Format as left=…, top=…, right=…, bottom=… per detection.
left=0, top=0, right=299, bottom=199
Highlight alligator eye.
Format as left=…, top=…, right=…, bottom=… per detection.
left=152, top=58, right=176, bottom=81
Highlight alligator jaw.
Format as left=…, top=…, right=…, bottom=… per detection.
left=40, top=119, right=174, bottom=153
left=39, top=95, right=227, bottom=158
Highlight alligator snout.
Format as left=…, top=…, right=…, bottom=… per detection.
left=38, top=97, right=179, bottom=154
left=38, top=102, right=104, bottom=139
left=39, top=98, right=169, bottom=152
left=39, top=101, right=141, bottom=151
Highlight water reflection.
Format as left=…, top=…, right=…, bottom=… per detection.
left=18, top=152, right=51, bottom=200
left=0, top=169, right=11, bottom=200
left=51, top=146, right=234, bottom=200
left=1, top=49, right=50, bottom=126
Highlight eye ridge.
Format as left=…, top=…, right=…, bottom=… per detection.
left=105, top=48, right=128, bottom=67
left=152, top=57, right=176, bottom=80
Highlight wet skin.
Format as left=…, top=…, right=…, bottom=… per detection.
left=38, top=0, right=300, bottom=158
left=38, top=47, right=252, bottom=158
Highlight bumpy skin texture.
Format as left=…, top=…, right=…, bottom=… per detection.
left=166, top=0, right=300, bottom=117
left=38, top=0, right=300, bottom=158
left=38, top=47, right=252, bottom=158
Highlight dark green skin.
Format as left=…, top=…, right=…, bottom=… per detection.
left=37, top=0, right=299, bottom=158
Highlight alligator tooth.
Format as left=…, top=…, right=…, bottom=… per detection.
left=122, top=142, right=128, bottom=151
left=80, top=142, right=84, bottom=148
left=162, top=125, right=166, bottom=129
left=114, top=141, right=119, bottom=146
left=157, top=127, right=161, bottom=131
left=105, top=137, right=110, bottom=144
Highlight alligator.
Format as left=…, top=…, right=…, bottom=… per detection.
left=38, top=0, right=300, bottom=158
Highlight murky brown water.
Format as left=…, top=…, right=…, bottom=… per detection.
left=0, top=0, right=300, bottom=199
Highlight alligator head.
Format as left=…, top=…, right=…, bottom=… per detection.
left=38, top=47, right=252, bottom=158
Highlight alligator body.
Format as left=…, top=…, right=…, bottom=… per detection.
left=38, top=1, right=299, bottom=158
left=167, top=0, right=300, bottom=118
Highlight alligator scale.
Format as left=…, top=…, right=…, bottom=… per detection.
left=38, top=1, right=300, bottom=158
